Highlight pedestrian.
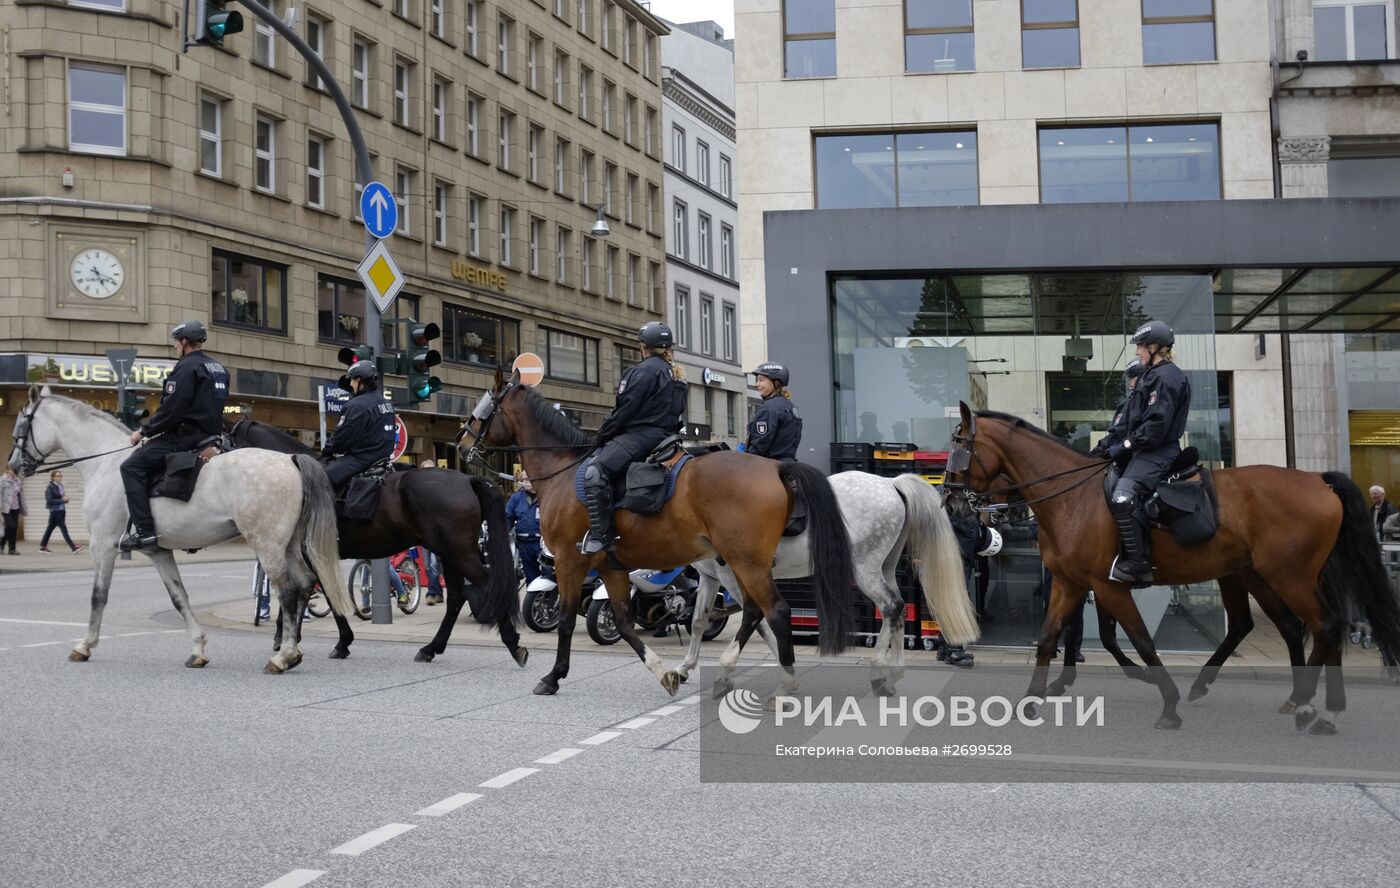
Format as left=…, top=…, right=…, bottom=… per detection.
left=419, top=459, right=446, bottom=605
left=507, top=471, right=543, bottom=585
left=1369, top=485, right=1395, bottom=542
left=0, top=466, right=26, bottom=555
left=943, top=493, right=1002, bottom=668
left=741, top=362, right=803, bottom=461
left=39, top=470, right=85, bottom=554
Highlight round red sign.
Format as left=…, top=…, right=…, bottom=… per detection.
left=513, top=352, right=545, bottom=387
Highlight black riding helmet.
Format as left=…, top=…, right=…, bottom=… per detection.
left=1130, top=320, right=1175, bottom=349
left=339, top=360, right=379, bottom=391
left=749, top=361, right=790, bottom=388
left=171, top=319, right=208, bottom=343
left=638, top=321, right=673, bottom=349
left=1124, top=358, right=1147, bottom=379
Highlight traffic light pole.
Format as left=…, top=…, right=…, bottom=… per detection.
left=228, top=0, right=393, bottom=623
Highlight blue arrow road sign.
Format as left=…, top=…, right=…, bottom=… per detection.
left=360, top=181, right=397, bottom=239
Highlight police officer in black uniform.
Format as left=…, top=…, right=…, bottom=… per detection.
left=580, top=321, right=687, bottom=555
left=1089, top=357, right=1147, bottom=461
left=118, top=320, right=230, bottom=551
left=744, top=362, right=803, bottom=461
left=1103, top=321, right=1192, bottom=584
left=322, top=361, right=397, bottom=493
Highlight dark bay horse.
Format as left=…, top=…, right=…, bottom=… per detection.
left=948, top=403, right=1400, bottom=734
left=463, top=370, right=855, bottom=698
left=228, top=419, right=526, bottom=666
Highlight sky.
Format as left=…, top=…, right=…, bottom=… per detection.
left=645, top=0, right=735, bottom=39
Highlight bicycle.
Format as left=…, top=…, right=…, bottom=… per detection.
left=253, top=561, right=330, bottom=623
left=348, top=550, right=423, bottom=620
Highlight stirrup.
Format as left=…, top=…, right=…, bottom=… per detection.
left=578, top=530, right=616, bottom=555
left=1109, top=554, right=1153, bottom=588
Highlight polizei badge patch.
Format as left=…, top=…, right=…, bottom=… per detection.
left=617, top=379, right=628, bottom=394
left=164, top=379, right=176, bottom=395
left=1148, top=389, right=1159, bottom=406
left=756, top=421, right=768, bottom=435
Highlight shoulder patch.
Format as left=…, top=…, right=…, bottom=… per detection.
left=618, top=378, right=628, bottom=394
left=1148, top=389, right=1159, bottom=406
left=164, top=380, right=176, bottom=395
left=756, top=421, right=768, bottom=435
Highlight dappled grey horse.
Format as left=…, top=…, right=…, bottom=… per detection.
left=9, top=387, right=353, bottom=673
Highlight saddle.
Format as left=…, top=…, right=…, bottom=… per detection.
left=150, top=435, right=233, bottom=502
left=575, top=437, right=729, bottom=516
left=1103, top=446, right=1220, bottom=547
left=338, top=458, right=396, bottom=522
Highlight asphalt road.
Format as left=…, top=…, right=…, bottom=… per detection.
left=3, top=562, right=1400, bottom=888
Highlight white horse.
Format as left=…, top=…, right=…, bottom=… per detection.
left=677, top=472, right=979, bottom=696
left=8, top=388, right=353, bottom=673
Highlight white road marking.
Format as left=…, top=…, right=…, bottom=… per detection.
left=21, top=642, right=65, bottom=648
left=0, top=618, right=89, bottom=626
left=478, top=767, right=539, bottom=789
left=328, top=823, right=416, bottom=856
left=260, top=869, right=327, bottom=888
left=115, top=631, right=156, bottom=637
left=578, top=730, right=623, bottom=746
left=676, top=696, right=702, bottom=706
left=534, top=748, right=584, bottom=765
left=414, top=793, right=482, bottom=817
left=648, top=705, right=684, bottom=716
left=615, top=717, right=655, bottom=730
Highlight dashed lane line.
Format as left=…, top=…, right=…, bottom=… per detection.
left=0, top=618, right=89, bottom=626
left=414, top=793, right=483, bottom=817
left=578, top=730, right=624, bottom=746
left=615, top=717, right=656, bottom=730
left=535, top=748, right=584, bottom=765
left=328, top=823, right=416, bottom=857
left=677, top=695, right=702, bottom=705
left=478, top=767, right=540, bottom=789
left=648, top=705, right=684, bottom=716
left=20, top=641, right=66, bottom=648
left=259, top=869, right=326, bottom=888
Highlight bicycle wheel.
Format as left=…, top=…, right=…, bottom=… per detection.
left=397, top=560, right=422, bottom=614
left=348, top=560, right=373, bottom=620
left=306, top=584, right=331, bottom=618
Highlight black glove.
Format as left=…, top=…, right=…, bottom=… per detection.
left=320, top=445, right=334, bottom=460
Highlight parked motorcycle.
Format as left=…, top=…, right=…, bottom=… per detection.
left=522, top=540, right=603, bottom=633
left=585, top=565, right=734, bottom=646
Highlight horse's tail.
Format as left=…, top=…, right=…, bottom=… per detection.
left=468, top=475, right=520, bottom=634
left=291, top=454, right=354, bottom=619
left=780, top=461, right=854, bottom=656
left=892, top=474, right=981, bottom=646
left=1322, top=471, right=1400, bottom=676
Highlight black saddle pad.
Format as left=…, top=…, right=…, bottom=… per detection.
left=1103, top=450, right=1219, bottom=547
left=151, top=436, right=231, bottom=502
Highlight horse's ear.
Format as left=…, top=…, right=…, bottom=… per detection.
left=27, top=384, right=41, bottom=402
left=959, top=401, right=972, bottom=427
left=493, top=363, right=505, bottom=391
left=510, top=368, right=521, bottom=386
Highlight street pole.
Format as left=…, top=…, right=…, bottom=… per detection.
left=231, top=0, right=393, bottom=623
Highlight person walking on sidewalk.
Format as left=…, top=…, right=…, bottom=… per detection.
left=0, top=466, right=26, bottom=555
left=39, top=470, right=85, bottom=554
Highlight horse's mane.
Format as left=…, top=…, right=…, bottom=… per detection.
left=45, top=395, right=133, bottom=434
left=236, top=418, right=316, bottom=455
left=975, top=410, right=1095, bottom=459
left=520, top=386, right=593, bottom=447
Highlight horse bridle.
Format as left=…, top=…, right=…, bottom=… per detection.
left=945, top=413, right=1110, bottom=519
left=453, top=380, right=593, bottom=484
left=9, top=393, right=137, bottom=477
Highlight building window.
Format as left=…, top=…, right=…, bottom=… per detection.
left=528, top=216, right=543, bottom=275
left=1327, top=148, right=1400, bottom=197
left=578, top=0, right=590, bottom=36
left=255, top=14, right=276, bottom=67
left=1313, top=0, right=1395, bottom=61
left=720, top=224, right=734, bottom=278
left=579, top=65, right=593, bottom=119
left=543, top=328, right=600, bottom=384
left=557, top=227, right=572, bottom=282
left=672, top=125, right=686, bottom=172
left=528, top=124, right=542, bottom=182
left=696, top=141, right=710, bottom=186
left=603, top=162, right=616, bottom=215
left=1039, top=122, right=1220, bottom=203
left=582, top=236, right=595, bottom=290
left=306, top=15, right=328, bottom=89
left=726, top=391, right=737, bottom=436
left=719, top=154, right=733, bottom=197
left=649, top=261, right=662, bottom=312
left=466, top=0, right=479, bottom=57
left=555, top=50, right=570, bottom=105
left=625, top=173, right=638, bottom=225
left=254, top=116, right=276, bottom=193
left=815, top=130, right=979, bottom=208
left=644, top=33, right=657, bottom=78
left=1023, top=0, right=1079, bottom=68
left=393, top=59, right=412, bottom=126
left=306, top=135, right=326, bottom=208
left=785, top=0, right=836, bottom=77
left=624, top=93, right=637, bottom=144
left=433, top=181, right=449, bottom=246
left=698, top=213, right=712, bottom=269
left=443, top=304, right=520, bottom=366
left=645, top=106, right=658, bottom=155
left=498, top=17, right=514, bottom=76
left=700, top=295, right=715, bottom=355
left=1142, top=0, right=1216, bottom=64
left=555, top=138, right=570, bottom=193
left=647, top=182, right=660, bottom=231
left=602, top=1, right=614, bottom=50
left=68, top=64, right=126, bottom=156
left=352, top=39, right=371, bottom=108
left=432, top=78, right=448, bottom=141
left=395, top=168, right=413, bottom=235
left=466, top=94, right=481, bottom=155
left=499, top=111, right=514, bottom=170
left=317, top=275, right=365, bottom=343
left=213, top=251, right=287, bottom=333
left=554, top=0, right=567, bottom=21
left=393, top=0, right=410, bottom=19
left=602, top=80, right=616, bottom=132
left=580, top=150, right=594, bottom=204
left=431, top=0, right=445, bottom=38
left=627, top=253, right=641, bottom=303
left=675, top=286, right=691, bottom=348
left=605, top=245, right=618, bottom=297
left=722, top=303, right=736, bottom=361
left=198, top=95, right=222, bottom=176
left=499, top=206, right=516, bottom=266
left=468, top=194, right=483, bottom=255
left=379, top=294, right=421, bottom=351
left=69, top=0, right=126, bottom=10
left=527, top=33, right=542, bottom=91
left=622, top=14, right=635, bottom=64
left=906, top=0, right=975, bottom=73
left=673, top=200, right=688, bottom=259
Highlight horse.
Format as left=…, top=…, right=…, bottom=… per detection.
left=677, top=472, right=979, bottom=696
left=462, top=368, right=856, bottom=699
left=947, top=402, right=1400, bottom=734
left=226, top=419, right=526, bottom=668
left=8, top=388, right=354, bottom=673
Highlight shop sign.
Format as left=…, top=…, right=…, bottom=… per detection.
left=702, top=368, right=727, bottom=386
left=450, top=260, right=509, bottom=292
left=27, top=353, right=173, bottom=388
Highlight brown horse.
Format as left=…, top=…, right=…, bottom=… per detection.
left=462, top=369, right=856, bottom=698
left=947, top=403, right=1400, bottom=734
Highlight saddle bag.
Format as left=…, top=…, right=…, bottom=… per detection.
left=156, top=451, right=203, bottom=502
left=616, top=461, right=668, bottom=515
left=1146, top=478, right=1218, bottom=547
left=341, top=475, right=383, bottom=522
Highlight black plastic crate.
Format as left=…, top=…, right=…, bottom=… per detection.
left=871, top=462, right=914, bottom=478
left=871, top=441, right=916, bottom=452
left=830, top=441, right=874, bottom=459
left=831, top=457, right=874, bottom=474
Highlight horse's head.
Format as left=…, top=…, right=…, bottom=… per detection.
left=458, top=366, right=525, bottom=458
left=10, top=385, right=55, bottom=477
left=946, top=400, right=1005, bottom=494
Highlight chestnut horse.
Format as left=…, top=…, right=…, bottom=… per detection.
left=947, top=403, right=1400, bottom=734
left=462, top=369, right=855, bottom=699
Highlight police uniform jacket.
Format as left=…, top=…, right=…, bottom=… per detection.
left=747, top=394, right=803, bottom=460
left=1090, top=397, right=1131, bottom=459
left=596, top=354, right=685, bottom=444
left=1121, top=361, right=1191, bottom=456
left=327, top=389, right=397, bottom=463
left=506, top=491, right=542, bottom=538
left=141, top=350, right=229, bottom=442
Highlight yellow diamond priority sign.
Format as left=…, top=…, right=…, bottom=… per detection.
left=356, top=239, right=406, bottom=314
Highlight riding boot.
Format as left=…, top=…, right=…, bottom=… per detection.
left=1109, top=492, right=1153, bottom=585
left=117, top=524, right=159, bottom=552
left=579, top=464, right=617, bottom=556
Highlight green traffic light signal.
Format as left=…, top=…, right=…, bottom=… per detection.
left=195, top=0, right=244, bottom=47
left=406, top=321, right=441, bottom=403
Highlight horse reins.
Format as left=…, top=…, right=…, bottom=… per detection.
left=10, top=394, right=137, bottom=474
left=946, top=415, right=1111, bottom=515
left=455, top=381, right=594, bottom=484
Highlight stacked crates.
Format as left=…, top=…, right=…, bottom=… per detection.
left=914, top=449, right=949, bottom=486
left=830, top=441, right=874, bottom=475
left=870, top=442, right=916, bottom=478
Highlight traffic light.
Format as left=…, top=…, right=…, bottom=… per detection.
left=337, top=344, right=374, bottom=367
left=195, top=0, right=244, bottom=47
left=406, top=321, right=442, bottom=404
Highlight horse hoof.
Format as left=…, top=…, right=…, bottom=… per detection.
left=185, top=655, right=208, bottom=669
left=1155, top=714, right=1182, bottom=730
left=1021, top=700, right=1038, bottom=720
left=712, top=678, right=735, bottom=700
left=870, top=680, right=895, bottom=697
left=414, top=649, right=435, bottom=663
left=513, top=647, right=529, bottom=668
left=1187, top=684, right=1208, bottom=702
left=1278, top=700, right=1298, bottom=715
left=328, top=647, right=350, bottom=660
left=68, top=649, right=90, bottom=663
left=1309, top=718, right=1339, bottom=736
left=1294, top=706, right=1317, bottom=731
left=264, top=660, right=285, bottom=675
left=660, top=671, right=682, bottom=696
left=1047, top=683, right=1067, bottom=697
left=533, top=679, right=559, bottom=696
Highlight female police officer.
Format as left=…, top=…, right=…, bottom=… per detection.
left=744, top=362, right=802, bottom=461
left=580, top=321, right=687, bottom=555
left=322, top=361, right=397, bottom=493
left=1103, top=321, right=1191, bottom=585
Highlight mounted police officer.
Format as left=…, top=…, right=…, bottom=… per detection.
left=580, top=321, right=687, bottom=555
left=321, top=360, right=397, bottom=493
left=118, top=320, right=229, bottom=552
left=743, top=362, right=802, bottom=461
left=1089, top=357, right=1147, bottom=461
left=1103, top=321, right=1192, bottom=584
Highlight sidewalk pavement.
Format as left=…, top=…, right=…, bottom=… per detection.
left=0, top=539, right=257, bottom=573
